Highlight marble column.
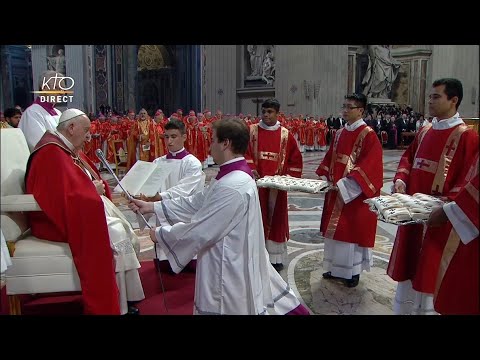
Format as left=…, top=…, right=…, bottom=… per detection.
left=31, top=45, right=47, bottom=93
left=125, top=45, right=138, bottom=112
left=65, top=45, right=85, bottom=111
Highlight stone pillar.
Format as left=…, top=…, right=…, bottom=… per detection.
left=94, top=45, right=109, bottom=113
left=31, top=45, right=47, bottom=93
left=64, top=45, right=85, bottom=110
left=125, top=45, right=138, bottom=112
left=347, top=49, right=357, bottom=95
left=84, top=45, right=95, bottom=114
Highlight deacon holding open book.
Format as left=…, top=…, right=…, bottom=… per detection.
left=137, top=119, right=205, bottom=273
left=128, top=118, right=309, bottom=315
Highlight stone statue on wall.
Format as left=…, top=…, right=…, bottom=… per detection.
left=47, top=48, right=66, bottom=75
left=362, top=45, right=400, bottom=99
left=247, top=45, right=266, bottom=77
left=261, top=50, right=275, bottom=86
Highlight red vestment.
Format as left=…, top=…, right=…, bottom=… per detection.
left=387, top=123, right=479, bottom=295
left=25, top=131, right=120, bottom=315
left=316, top=125, right=383, bottom=247
left=245, top=124, right=303, bottom=244
left=317, top=122, right=327, bottom=147
left=434, top=155, right=479, bottom=315
left=127, top=118, right=154, bottom=169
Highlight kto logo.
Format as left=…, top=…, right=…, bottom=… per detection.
left=33, top=73, right=75, bottom=103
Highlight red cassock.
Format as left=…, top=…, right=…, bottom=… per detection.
left=25, top=131, right=120, bottom=315
left=434, top=156, right=479, bottom=315
left=316, top=125, right=383, bottom=247
left=387, top=123, right=479, bottom=295
left=245, top=124, right=303, bottom=244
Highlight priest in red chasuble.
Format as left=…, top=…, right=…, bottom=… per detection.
left=388, top=78, right=479, bottom=315
left=316, top=93, right=383, bottom=288
left=428, top=153, right=479, bottom=315
left=245, top=98, right=303, bottom=271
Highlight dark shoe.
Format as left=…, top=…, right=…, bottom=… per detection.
left=272, top=263, right=284, bottom=272
left=322, top=271, right=342, bottom=280
left=126, top=305, right=140, bottom=315
left=344, top=274, right=360, bottom=288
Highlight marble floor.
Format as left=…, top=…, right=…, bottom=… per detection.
left=106, top=148, right=405, bottom=315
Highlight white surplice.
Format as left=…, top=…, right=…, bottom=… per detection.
left=19, top=103, right=61, bottom=151
left=153, top=158, right=301, bottom=315
left=151, top=150, right=205, bottom=260
left=153, top=150, right=205, bottom=200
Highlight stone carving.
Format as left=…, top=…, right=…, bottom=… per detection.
left=247, top=45, right=266, bottom=77
left=362, top=45, right=400, bottom=99
left=47, top=48, right=66, bottom=75
left=261, top=50, right=275, bottom=86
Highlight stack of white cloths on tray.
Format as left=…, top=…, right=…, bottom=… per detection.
left=256, top=175, right=330, bottom=194
left=365, top=193, right=445, bottom=224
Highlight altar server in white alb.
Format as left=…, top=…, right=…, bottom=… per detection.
left=129, top=118, right=309, bottom=315
left=137, top=119, right=205, bottom=272
left=19, top=70, right=63, bottom=151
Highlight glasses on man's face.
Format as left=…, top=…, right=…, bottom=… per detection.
left=341, top=105, right=361, bottom=110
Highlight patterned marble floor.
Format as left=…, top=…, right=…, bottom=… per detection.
left=106, top=148, right=405, bottom=315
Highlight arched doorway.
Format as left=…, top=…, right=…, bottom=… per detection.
left=137, top=45, right=175, bottom=116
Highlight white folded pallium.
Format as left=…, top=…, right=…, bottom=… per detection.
left=408, top=207, right=431, bottom=220
left=256, top=176, right=329, bottom=193
left=382, top=207, right=412, bottom=222
left=372, top=196, right=404, bottom=213
left=366, top=192, right=446, bottom=224
left=412, top=193, right=444, bottom=207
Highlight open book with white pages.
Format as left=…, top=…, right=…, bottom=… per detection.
left=113, top=160, right=182, bottom=197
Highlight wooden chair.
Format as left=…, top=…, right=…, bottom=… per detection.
left=112, top=140, right=127, bottom=177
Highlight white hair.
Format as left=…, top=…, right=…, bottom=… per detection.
left=38, top=70, right=64, bottom=91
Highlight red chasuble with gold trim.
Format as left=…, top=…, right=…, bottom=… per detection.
left=316, top=125, right=383, bottom=247
left=434, top=156, right=479, bottom=314
left=245, top=124, right=303, bottom=243
left=387, top=123, right=479, bottom=295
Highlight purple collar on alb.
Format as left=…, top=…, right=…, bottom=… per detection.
left=166, top=149, right=189, bottom=160
left=34, top=97, right=58, bottom=116
left=216, top=158, right=254, bottom=180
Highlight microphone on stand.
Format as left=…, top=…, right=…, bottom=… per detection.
left=97, top=150, right=151, bottom=228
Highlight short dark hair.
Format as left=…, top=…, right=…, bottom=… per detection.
left=164, top=118, right=186, bottom=134
left=261, top=98, right=280, bottom=112
left=345, top=93, right=367, bottom=110
left=212, top=118, right=250, bottom=155
left=432, top=78, right=463, bottom=110
left=4, top=108, right=21, bottom=118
